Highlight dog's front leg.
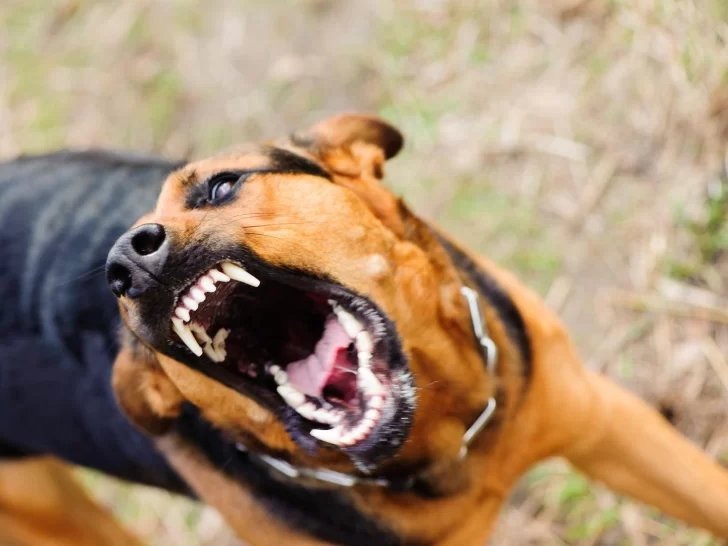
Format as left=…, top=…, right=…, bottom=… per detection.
left=561, top=369, right=728, bottom=538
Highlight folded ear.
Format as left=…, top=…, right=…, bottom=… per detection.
left=293, top=113, right=403, bottom=179
left=112, top=328, right=184, bottom=436
left=291, top=114, right=407, bottom=236
left=304, top=113, right=403, bottom=159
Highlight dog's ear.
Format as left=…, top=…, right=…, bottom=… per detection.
left=302, top=113, right=403, bottom=159
left=293, top=114, right=403, bottom=179
left=112, top=328, right=185, bottom=436
left=293, top=114, right=407, bottom=235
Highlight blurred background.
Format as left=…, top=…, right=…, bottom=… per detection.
left=1, top=0, right=728, bottom=544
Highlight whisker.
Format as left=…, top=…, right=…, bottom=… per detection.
left=53, top=265, right=107, bottom=288
left=243, top=232, right=286, bottom=240
left=240, top=221, right=321, bottom=229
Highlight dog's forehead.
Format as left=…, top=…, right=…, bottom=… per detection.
left=173, top=145, right=279, bottom=186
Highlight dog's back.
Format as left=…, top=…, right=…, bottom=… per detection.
left=0, top=151, right=186, bottom=491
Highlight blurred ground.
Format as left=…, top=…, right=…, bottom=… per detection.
left=2, top=0, right=728, bottom=544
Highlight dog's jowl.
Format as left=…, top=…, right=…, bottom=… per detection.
left=2, top=116, right=728, bottom=546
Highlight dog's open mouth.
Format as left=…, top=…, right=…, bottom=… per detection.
left=167, top=261, right=412, bottom=452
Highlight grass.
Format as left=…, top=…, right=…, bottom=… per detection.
left=1, top=0, right=728, bottom=544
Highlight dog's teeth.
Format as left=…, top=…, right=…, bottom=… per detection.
left=313, top=408, right=340, bottom=425
left=209, top=328, right=229, bottom=361
left=269, top=364, right=281, bottom=375
left=175, top=307, right=191, bottom=322
left=212, top=328, right=229, bottom=348
left=295, top=402, right=317, bottom=420
left=338, top=431, right=358, bottom=446
left=368, top=394, right=384, bottom=411
left=171, top=318, right=203, bottom=356
left=183, top=296, right=199, bottom=311
left=344, top=419, right=374, bottom=445
left=203, top=345, right=224, bottom=362
left=310, top=426, right=344, bottom=446
left=209, top=269, right=230, bottom=283
left=273, top=369, right=288, bottom=385
left=189, top=323, right=212, bottom=345
left=277, top=385, right=305, bottom=408
left=221, top=262, right=260, bottom=287
left=358, top=367, right=382, bottom=395
left=355, top=331, right=373, bottom=355
left=358, top=352, right=372, bottom=368
left=199, top=276, right=216, bottom=293
left=190, top=287, right=206, bottom=303
left=333, top=306, right=363, bottom=338
left=365, top=408, right=380, bottom=422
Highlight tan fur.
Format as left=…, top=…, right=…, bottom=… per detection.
left=0, top=457, right=143, bottom=546
left=104, top=114, right=728, bottom=545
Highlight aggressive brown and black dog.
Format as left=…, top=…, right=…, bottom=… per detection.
left=3, top=114, right=728, bottom=545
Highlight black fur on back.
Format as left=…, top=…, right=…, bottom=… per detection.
left=0, top=151, right=188, bottom=492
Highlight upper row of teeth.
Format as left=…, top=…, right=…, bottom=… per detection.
left=171, top=262, right=260, bottom=357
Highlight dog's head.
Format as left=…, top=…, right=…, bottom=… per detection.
left=108, top=114, right=497, bottom=480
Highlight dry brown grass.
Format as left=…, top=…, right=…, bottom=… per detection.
left=2, top=0, right=728, bottom=544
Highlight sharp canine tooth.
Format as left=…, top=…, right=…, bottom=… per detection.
left=310, top=426, right=344, bottom=446
left=175, top=307, right=191, bottom=322
left=199, top=276, right=216, bottom=292
left=221, top=262, right=260, bottom=287
left=356, top=331, right=373, bottom=354
left=171, top=318, right=203, bottom=356
left=191, top=287, right=206, bottom=302
left=183, top=296, right=198, bottom=311
left=209, top=269, right=230, bottom=283
left=277, top=385, right=305, bottom=408
left=333, top=307, right=363, bottom=338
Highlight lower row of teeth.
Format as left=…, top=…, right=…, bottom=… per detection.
left=271, top=363, right=384, bottom=447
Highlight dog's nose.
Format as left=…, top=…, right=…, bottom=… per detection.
left=106, top=223, right=169, bottom=298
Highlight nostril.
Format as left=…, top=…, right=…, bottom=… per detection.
left=131, top=224, right=166, bottom=256
left=107, top=262, right=132, bottom=297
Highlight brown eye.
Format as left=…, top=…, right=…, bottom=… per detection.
left=208, top=173, right=239, bottom=202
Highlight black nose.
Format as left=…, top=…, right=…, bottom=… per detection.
left=106, top=223, right=169, bottom=298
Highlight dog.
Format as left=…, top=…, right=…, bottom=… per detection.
left=3, top=114, right=728, bottom=545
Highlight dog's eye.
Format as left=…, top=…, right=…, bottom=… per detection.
left=208, top=173, right=239, bottom=203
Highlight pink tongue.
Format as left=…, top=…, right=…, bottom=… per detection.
left=286, top=317, right=352, bottom=396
